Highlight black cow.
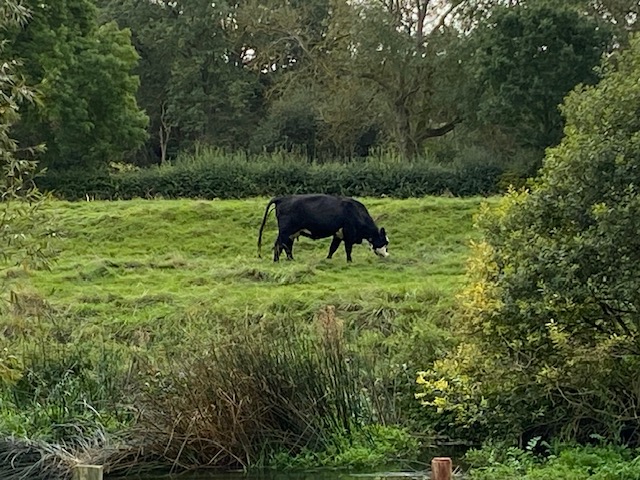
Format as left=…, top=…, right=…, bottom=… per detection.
left=257, top=194, right=389, bottom=262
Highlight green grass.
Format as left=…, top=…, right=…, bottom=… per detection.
left=465, top=443, right=640, bottom=480
left=8, top=196, right=486, bottom=355
left=0, top=195, right=490, bottom=455
left=9, top=196, right=640, bottom=475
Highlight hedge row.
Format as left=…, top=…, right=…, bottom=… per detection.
left=37, top=155, right=508, bottom=200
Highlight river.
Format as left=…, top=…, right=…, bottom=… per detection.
left=129, top=469, right=430, bottom=480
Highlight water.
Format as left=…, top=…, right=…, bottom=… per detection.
left=130, top=469, right=429, bottom=480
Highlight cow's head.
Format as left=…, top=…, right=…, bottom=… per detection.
left=370, top=227, right=389, bottom=258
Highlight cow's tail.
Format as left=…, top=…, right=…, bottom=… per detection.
left=258, top=197, right=278, bottom=258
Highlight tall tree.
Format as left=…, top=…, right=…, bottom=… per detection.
left=460, top=2, right=612, bottom=155
left=351, top=2, right=464, bottom=158
left=100, top=0, right=265, bottom=164
left=7, top=0, right=148, bottom=171
left=241, top=0, right=465, bottom=159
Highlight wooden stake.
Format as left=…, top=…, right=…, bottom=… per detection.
left=73, top=464, right=103, bottom=480
left=431, top=457, right=452, bottom=480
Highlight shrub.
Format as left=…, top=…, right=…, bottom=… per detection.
left=465, top=444, right=640, bottom=480
left=0, top=343, right=134, bottom=441
left=117, top=307, right=419, bottom=473
left=270, top=424, right=420, bottom=470
left=37, top=149, right=507, bottom=200
left=417, top=35, right=640, bottom=445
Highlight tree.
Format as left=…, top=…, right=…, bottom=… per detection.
left=250, top=89, right=320, bottom=157
left=418, top=34, right=640, bottom=444
left=7, top=0, right=148, bottom=171
left=567, top=0, right=640, bottom=35
left=460, top=2, right=612, bottom=155
left=100, top=0, right=265, bottom=164
left=0, top=1, right=55, bottom=276
left=240, top=0, right=465, bottom=159
left=350, top=3, right=464, bottom=159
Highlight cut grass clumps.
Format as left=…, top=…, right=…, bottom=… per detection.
left=217, top=264, right=318, bottom=284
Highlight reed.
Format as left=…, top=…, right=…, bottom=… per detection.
left=110, top=307, right=396, bottom=473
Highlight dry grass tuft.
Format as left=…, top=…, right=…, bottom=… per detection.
left=9, top=290, right=53, bottom=318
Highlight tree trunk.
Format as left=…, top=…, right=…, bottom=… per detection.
left=394, top=102, right=417, bottom=159
left=159, top=102, right=172, bottom=165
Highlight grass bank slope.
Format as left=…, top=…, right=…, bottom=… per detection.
left=14, top=197, right=484, bottom=354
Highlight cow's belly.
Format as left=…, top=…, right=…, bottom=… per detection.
left=290, top=227, right=339, bottom=240
left=290, top=228, right=312, bottom=240
left=279, top=212, right=344, bottom=240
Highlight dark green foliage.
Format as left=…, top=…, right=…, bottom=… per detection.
left=7, top=0, right=148, bottom=171
left=461, top=1, right=612, bottom=153
left=100, top=0, right=264, bottom=163
left=37, top=150, right=506, bottom=200
left=86, top=0, right=624, bottom=164
left=419, top=35, right=640, bottom=446
left=251, top=90, right=321, bottom=158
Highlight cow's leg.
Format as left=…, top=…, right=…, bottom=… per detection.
left=283, top=239, right=294, bottom=260
left=273, top=239, right=283, bottom=262
left=327, top=236, right=342, bottom=259
left=344, top=241, right=354, bottom=263
left=278, top=233, right=295, bottom=260
left=342, top=226, right=357, bottom=262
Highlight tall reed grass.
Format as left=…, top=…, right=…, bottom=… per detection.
left=110, top=307, right=414, bottom=474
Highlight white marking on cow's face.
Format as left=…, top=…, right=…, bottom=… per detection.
left=374, top=245, right=389, bottom=257
left=336, top=228, right=344, bottom=240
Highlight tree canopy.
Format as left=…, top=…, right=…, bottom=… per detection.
left=461, top=2, right=612, bottom=153
left=3, top=0, right=633, bottom=168
left=0, top=0, right=56, bottom=275
left=418, top=33, right=640, bottom=444
left=7, top=0, right=148, bottom=171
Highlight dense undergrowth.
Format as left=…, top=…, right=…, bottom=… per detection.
left=465, top=442, right=640, bottom=480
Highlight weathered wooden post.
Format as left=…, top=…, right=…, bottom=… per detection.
left=73, top=464, right=103, bottom=480
left=431, top=457, right=452, bottom=480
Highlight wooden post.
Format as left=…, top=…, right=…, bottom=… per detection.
left=73, top=464, right=103, bottom=480
left=431, top=457, right=452, bottom=480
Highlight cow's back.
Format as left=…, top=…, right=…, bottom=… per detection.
left=275, top=194, right=347, bottom=232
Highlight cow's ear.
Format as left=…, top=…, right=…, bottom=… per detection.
left=380, top=227, right=386, bottom=237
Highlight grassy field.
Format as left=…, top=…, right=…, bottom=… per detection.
left=3, top=195, right=640, bottom=480
left=8, top=196, right=486, bottom=356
